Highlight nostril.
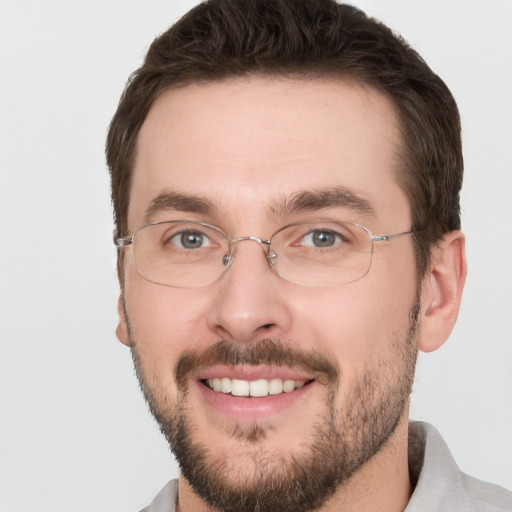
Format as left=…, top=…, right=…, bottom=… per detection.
left=261, top=323, right=275, bottom=330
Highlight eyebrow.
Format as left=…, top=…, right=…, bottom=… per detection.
left=143, top=185, right=375, bottom=225
left=270, top=186, right=375, bottom=218
left=144, top=191, right=217, bottom=224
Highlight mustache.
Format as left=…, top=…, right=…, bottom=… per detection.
left=175, top=339, right=340, bottom=391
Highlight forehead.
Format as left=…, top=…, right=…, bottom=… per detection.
left=129, top=77, right=409, bottom=231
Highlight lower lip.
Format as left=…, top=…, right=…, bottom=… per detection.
left=195, top=380, right=315, bottom=421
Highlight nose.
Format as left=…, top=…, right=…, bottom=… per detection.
left=206, top=238, right=293, bottom=343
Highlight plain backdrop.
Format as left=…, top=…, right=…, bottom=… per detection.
left=1, top=1, right=511, bottom=511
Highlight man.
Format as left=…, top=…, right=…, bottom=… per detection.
left=106, top=1, right=512, bottom=511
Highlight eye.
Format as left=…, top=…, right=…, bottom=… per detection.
left=169, top=230, right=212, bottom=249
left=300, top=229, right=344, bottom=248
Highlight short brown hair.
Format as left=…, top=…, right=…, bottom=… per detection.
left=106, top=0, right=463, bottom=276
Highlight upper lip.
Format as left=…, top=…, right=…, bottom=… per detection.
left=193, top=365, right=316, bottom=382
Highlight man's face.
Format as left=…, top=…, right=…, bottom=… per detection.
left=118, top=78, right=421, bottom=511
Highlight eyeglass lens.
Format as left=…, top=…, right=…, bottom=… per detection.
left=130, top=220, right=374, bottom=287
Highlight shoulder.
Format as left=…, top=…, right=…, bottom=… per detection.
left=407, top=422, right=512, bottom=512
left=461, top=473, right=512, bottom=512
left=139, top=479, right=179, bottom=512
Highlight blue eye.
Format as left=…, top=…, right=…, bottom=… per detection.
left=170, top=230, right=211, bottom=249
left=301, top=230, right=343, bottom=248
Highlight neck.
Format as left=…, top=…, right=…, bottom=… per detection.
left=320, top=415, right=412, bottom=512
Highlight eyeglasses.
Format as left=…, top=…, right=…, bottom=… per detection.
left=116, top=219, right=415, bottom=288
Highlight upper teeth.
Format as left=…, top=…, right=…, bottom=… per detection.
left=206, top=378, right=306, bottom=397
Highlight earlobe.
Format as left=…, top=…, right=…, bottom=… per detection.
left=417, top=231, right=467, bottom=353
left=116, top=293, right=131, bottom=346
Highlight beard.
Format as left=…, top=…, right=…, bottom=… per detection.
left=128, top=299, right=419, bottom=512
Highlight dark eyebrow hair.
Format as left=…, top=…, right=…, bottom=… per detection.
left=144, top=191, right=217, bottom=224
left=143, top=186, right=374, bottom=226
left=270, top=186, right=375, bottom=217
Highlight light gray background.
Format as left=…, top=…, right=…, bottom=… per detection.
left=1, top=1, right=511, bottom=511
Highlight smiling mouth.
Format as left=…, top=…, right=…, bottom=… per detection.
left=202, top=377, right=313, bottom=397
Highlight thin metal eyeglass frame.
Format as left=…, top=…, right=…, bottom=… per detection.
left=115, top=219, right=416, bottom=287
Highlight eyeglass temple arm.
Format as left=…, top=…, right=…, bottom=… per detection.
left=372, top=229, right=416, bottom=243
left=115, top=237, right=133, bottom=247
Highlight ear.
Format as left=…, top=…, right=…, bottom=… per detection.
left=417, top=231, right=467, bottom=353
left=115, top=234, right=130, bottom=346
left=116, top=293, right=131, bottom=346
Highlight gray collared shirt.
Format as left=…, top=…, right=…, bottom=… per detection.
left=141, top=422, right=512, bottom=511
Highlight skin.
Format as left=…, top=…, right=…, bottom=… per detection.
left=116, top=78, right=466, bottom=512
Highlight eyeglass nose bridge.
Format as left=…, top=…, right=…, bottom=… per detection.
left=222, top=235, right=277, bottom=269
left=230, top=235, right=271, bottom=245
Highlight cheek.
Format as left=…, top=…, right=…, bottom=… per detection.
left=289, top=270, right=417, bottom=378
left=123, top=264, right=211, bottom=365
